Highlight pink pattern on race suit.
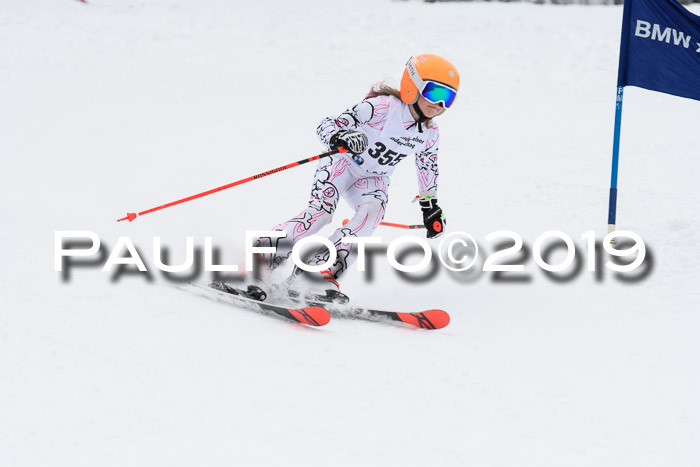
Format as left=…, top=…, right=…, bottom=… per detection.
left=373, top=205, right=385, bottom=230
left=367, top=103, right=389, bottom=130
left=350, top=203, right=385, bottom=231
left=327, top=157, right=351, bottom=183
left=416, top=152, right=437, bottom=191
left=354, top=179, right=369, bottom=190
left=273, top=209, right=305, bottom=232
left=373, top=177, right=387, bottom=192
left=350, top=212, right=369, bottom=235
left=276, top=209, right=329, bottom=242
left=418, top=169, right=435, bottom=192
left=291, top=210, right=327, bottom=241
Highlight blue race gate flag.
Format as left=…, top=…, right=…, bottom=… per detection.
left=608, top=0, right=700, bottom=237
left=618, top=0, right=700, bottom=101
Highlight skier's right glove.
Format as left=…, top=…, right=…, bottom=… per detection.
left=419, top=193, right=446, bottom=239
left=329, top=130, right=369, bottom=155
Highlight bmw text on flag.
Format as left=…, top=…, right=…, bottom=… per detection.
left=618, top=0, right=700, bottom=102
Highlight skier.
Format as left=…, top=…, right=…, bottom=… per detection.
left=255, top=54, right=460, bottom=301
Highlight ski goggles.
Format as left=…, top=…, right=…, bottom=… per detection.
left=420, top=81, right=457, bottom=108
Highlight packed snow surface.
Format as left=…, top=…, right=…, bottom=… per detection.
left=2, top=1, right=699, bottom=466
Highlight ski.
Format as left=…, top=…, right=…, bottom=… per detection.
left=193, top=282, right=330, bottom=327
left=298, top=292, right=450, bottom=330
left=199, top=282, right=448, bottom=330
left=358, top=307, right=450, bottom=330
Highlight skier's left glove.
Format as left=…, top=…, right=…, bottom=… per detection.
left=329, top=130, right=369, bottom=155
left=419, top=192, right=446, bottom=239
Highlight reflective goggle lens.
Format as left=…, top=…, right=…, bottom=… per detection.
left=421, top=81, right=457, bottom=108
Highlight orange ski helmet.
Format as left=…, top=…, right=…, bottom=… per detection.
left=400, top=54, right=460, bottom=110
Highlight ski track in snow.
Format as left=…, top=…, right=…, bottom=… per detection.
left=1, top=1, right=699, bottom=466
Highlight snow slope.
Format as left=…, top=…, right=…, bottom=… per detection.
left=2, top=1, right=699, bottom=466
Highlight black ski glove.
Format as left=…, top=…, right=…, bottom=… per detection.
left=329, top=130, right=369, bottom=155
left=419, top=195, right=446, bottom=239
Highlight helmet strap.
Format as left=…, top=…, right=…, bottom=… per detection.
left=408, top=102, right=426, bottom=133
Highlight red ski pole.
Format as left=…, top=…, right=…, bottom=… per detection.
left=117, top=148, right=345, bottom=222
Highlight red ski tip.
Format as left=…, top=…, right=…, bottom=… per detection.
left=399, top=309, right=450, bottom=330
left=289, top=306, right=331, bottom=327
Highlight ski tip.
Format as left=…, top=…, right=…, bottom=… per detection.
left=399, top=309, right=450, bottom=330
left=428, top=309, right=450, bottom=329
left=289, top=306, right=331, bottom=327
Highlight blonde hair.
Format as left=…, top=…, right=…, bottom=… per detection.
left=365, top=82, right=433, bottom=128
